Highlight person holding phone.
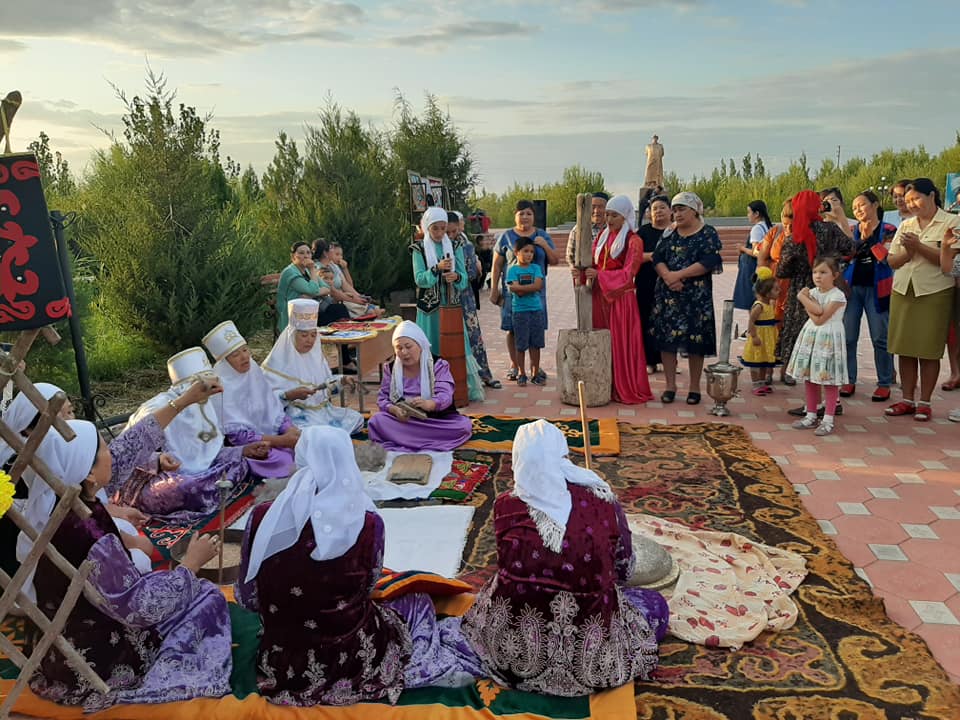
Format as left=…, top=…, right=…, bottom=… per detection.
left=884, top=178, right=960, bottom=421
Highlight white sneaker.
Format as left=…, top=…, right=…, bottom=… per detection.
left=814, top=422, right=834, bottom=436
left=792, top=417, right=818, bottom=429
left=949, top=408, right=960, bottom=423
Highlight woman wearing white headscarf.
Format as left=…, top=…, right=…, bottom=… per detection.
left=26, top=420, right=232, bottom=710
left=118, top=348, right=262, bottom=522
left=367, top=320, right=473, bottom=452
left=411, top=207, right=483, bottom=401
left=203, top=320, right=298, bottom=480
left=462, top=420, right=669, bottom=697
left=262, top=299, right=364, bottom=435
left=574, top=194, right=652, bottom=404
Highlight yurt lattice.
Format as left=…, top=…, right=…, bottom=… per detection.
left=0, top=329, right=110, bottom=718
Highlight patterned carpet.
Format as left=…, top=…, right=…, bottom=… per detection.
left=457, top=422, right=960, bottom=719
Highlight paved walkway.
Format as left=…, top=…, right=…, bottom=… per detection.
left=465, top=264, right=960, bottom=683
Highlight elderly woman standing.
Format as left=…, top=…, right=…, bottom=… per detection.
left=367, top=321, right=473, bottom=452
left=411, top=207, right=482, bottom=400
left=462, top=420, right=668, bottom=696
left=636, top=194, right=671, bottom=372
left=650, top=192, right=723, bottom=405
left=574, top=194, right=652, bottom=403
left=28, top=420, right=230, bottom=710
left=884, top=178, right=960, bottom=421
left=841, top=192, right=897, bottom=402
left=777, top=190, right=854, bottom=400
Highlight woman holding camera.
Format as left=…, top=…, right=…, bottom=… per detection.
left=885, top=178, right=960, bottom=421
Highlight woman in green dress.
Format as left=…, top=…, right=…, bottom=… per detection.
left=411, top=207, right=483, bottom=401
left=276, top=241, right=350, bottom=333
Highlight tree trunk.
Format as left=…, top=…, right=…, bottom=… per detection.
left=556, top=329, right=612, bottom=407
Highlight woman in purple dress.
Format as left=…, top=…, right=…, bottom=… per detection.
left=203, top=320, right=298, bottom=479
left=117, top=347, right=262, bottom=522
left=28, top=419, right=232, bottom=711
left=234, top=426, right=482, bottom=705
left=462, top=420, right=669, bottom=697
left=367, top=321, right=472, bottom=452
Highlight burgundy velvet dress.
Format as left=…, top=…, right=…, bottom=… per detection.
left=235, top=503, right=411, bottom=705
left=461, top=484, right=667, bottom=696
left=30, top=499, right=232, bottom=711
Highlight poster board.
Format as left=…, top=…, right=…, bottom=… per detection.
left=946, top=172, right=960, bottom=213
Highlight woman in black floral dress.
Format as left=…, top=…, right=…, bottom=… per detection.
left=650, top=192, right=723, bottom=405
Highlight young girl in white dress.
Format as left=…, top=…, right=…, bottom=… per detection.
left=786, top=256, right=848, bottom=436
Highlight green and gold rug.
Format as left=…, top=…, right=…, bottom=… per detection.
left=457, top=422, right=960, bottom=719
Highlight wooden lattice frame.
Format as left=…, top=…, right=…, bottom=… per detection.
left=0, top=328, right=110, bottom=718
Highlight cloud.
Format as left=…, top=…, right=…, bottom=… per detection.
left=383, top=20, right=533, bottom=49
left=0, top=39, right=28, bottom=53
left=0, top=1, right=365, bottom=56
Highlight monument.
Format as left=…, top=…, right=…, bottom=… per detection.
left=644, top=134, right=664, bottom=189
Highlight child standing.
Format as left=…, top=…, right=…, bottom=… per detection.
left=739, top=267, right=780, bottom=395
left=506, top=237, right=545, bottom=386
left=786, top=256, right=848, bottom=436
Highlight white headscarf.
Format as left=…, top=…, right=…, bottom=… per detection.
left=244, top=426, right=376, bottom=581
left=262, top=326, right=335, bottom=410
left=0, top=383, right=63, bottom=468
left=214, top=351, right=287, bottom=435
left=593, top=194, right=636, bottom=263
left=420, top=206, right=454, bottom=271
left=511, top=419, right=616, bottom=553
left=18, top=420, right=100, bottom=571
left=389, top=320, right=435, bottom=403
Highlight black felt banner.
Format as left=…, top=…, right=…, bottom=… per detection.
left=0, top=152, right=69, bottom=330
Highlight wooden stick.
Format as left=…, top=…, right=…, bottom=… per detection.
left=577, top=380, right=593, bottom=470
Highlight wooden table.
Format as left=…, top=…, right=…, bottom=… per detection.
left=320, top=329, right=395, bottom=413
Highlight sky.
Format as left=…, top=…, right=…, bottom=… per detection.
left=3, top=1, right=960, bottom=197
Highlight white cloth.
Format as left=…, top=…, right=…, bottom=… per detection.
left=126, top=383, right=223, bottom=474
left=0, top=382, right=62, bottom=468
left=380, top=506, right=474, bottom=577
left=390, top=320, right=435, bottom=403
left=362, top=451, right=453, bottom=501
left=420, top=206, right=454, bottom=272
left=594, top=194, right=636, bottom=263
left=511, top=419, right=615, bottom=552
left=671, top=191, right=703, bottom=215
left=214, top=356, right=287, bottom=436
left=244, top=426, right=377, bottom=582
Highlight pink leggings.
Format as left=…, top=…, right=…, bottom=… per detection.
left=805, top=382, right=839, bottom=415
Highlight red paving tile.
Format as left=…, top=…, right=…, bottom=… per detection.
left=467, top=257, right=960, bottom=679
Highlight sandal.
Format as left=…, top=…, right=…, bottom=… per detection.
left=686, top=392, right=702, bottom=405
left=942, top=379, right=960, bottom=391
left=751, top=386, right=770, bottom=396
left=517, top=374, right=528, bottom=386
left=483, top=378, right=503, bottom=389
left=782, top=375, right=797, bottom=386
left=914, top=404, right=932, bottom=422
left=661, top=390, right=676, bottom=404
left=506, top=368, right=518, bottom=381
left=885, top=401, right=916, bottom=416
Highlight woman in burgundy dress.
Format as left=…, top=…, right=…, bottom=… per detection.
left=235, top=425, right=482, bottom=706
left=462, top=420, right=669, bottom=696
left=27, top=419, right=232, bottom=711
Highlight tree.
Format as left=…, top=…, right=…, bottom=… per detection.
left=754, top=154, right=766, bottom=178
left=391, top=92, right=477, bottom=212
left=28, top=131, right=76, bottom=199
left=76, top=70, right=268, bottom=351
left=741, top=154, right=753, bottom=180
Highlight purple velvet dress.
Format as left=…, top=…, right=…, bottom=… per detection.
left=30, top=499, right=232, bottom=711
left=461, top=484, right=669, bottom=697
left=366, top=359, right=472, bottom=452
left=225, top=416, right=296, bottom=480
left=234, top=504, right=411, bottom=705
left=108, top=415, right=249, bottom=523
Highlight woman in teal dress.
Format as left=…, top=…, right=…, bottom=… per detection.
left=276, top=241, right=349, bottom=333
left=411, top=207, right=483, bottom=401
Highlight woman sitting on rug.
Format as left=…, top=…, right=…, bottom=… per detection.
left=202, top=321, right=298, bottom=480
left=9, top=384, right=155, bottom=591
left=262, top=299, right=364, bottom=435
left=461, top=419, right=669, bottom=697
left=28, top=419, right=232, bottom=711
left=367, top=320, right=472, bottom=452
left=118, top=348, right=264, bottom=522
left=235, top=426, right=483, bottom=706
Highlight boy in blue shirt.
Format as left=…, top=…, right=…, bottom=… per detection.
left=506, top=236, right=545, bottom=386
